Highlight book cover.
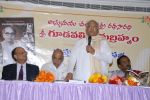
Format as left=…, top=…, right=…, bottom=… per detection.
left=127, top=70, right=149, bottom=86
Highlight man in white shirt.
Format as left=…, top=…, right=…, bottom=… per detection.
left=109, top=55, right=132, bottom=78
left=65, top=20, right=113, bottom=81
left=41, top=49, right=67, bottom=80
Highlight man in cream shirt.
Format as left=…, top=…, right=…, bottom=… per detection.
left=41, top=49, right=67, bottom=80
left=65, top=20, right=113, bottom=81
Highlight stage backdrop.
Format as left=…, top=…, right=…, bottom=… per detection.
left=0, top=1, right=150, bottom=78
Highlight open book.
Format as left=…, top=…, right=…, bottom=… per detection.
left=127, top=70, right=149, bottom=79
left=127, top=70, right=149, bottom=86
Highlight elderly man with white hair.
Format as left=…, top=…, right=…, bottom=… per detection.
left=41, top=49, right=67, bottom=80
left=0, top=26, right=19, bottom=66
left=65, top=20, right=113, bottom=82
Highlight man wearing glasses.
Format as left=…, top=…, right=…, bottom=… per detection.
left=2, top=47, right=39, bottom=81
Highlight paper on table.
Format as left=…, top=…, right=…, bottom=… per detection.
left=69, top=80, right=86, bottom=84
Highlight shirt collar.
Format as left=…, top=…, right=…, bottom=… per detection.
left=17, top=63, right=26, bottom=67
left=51, top=62, right=64, bottom=69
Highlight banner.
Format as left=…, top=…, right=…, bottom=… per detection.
left=0, top=1, right=150, bottom=76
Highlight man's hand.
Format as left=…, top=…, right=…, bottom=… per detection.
left=65, top=73, right=73, bottom=82
left=86, top=45, right=95, bottom=55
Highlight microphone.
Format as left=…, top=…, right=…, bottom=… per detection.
left=88, top=36, right=92, bottom=45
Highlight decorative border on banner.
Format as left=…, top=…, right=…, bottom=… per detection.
left=142, top=16, right=150, bottom=27
left=112, top=52, right=124, bottom=58
left=63, top=49, right=71, bottom=57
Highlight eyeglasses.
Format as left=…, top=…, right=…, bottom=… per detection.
left=4, top=32, right=15, bottom=35
left=15, top=52, right=27, bottom=55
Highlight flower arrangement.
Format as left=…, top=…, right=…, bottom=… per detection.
left=89, top=73, right=108, bottom=83
left=125, top=76, right=140, bottom=86
left=34, top=70, right=55, bottom=82
left=109, top=76, right=124, bottom=85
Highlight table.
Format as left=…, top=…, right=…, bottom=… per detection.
left=0, top=81, right=150, bottom=100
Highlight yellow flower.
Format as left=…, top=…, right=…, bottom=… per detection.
left=89, top=73, right=107, bottom=84
left=101, top=75, right=108, bottom=83
left=89, top=73, right=101, bottom=83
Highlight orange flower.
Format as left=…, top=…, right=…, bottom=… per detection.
left=34, top=70, right=55, bottom=82
left=127, top=80, right=138, bottom=86
left=89, top=73, right=107, bottom=83
left=125, top=76, right=140, bottom=86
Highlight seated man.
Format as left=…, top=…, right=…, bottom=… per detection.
left=41, top=49, right=67, bottom=80
left=110, top=55, right=131, bottom=78
left=109, top=55, right=149, bottom=85
left=2, top=47, right=39, bottom=81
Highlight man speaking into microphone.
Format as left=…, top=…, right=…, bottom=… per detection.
left=65, top=20, right=113, bottom=82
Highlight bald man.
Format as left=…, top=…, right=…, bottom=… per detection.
left=41, top=49, right=67, bottom=80
left=2, top=47, right=39, bottom=81
left=65, top=20, right=112, bottom=81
